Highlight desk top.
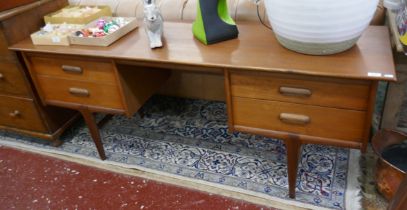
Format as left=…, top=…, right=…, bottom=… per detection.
left=10, top=22, right=396, bottom=81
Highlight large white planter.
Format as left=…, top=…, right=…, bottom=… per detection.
left=264, top=0, right=379, bottom=55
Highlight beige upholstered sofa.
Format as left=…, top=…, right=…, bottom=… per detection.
left=68, top=0, right=269, bottom=23
left=67, top=0, right=386, bottom=101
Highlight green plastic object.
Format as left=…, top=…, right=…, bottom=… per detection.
left=192, top=0, right=238, bottom=45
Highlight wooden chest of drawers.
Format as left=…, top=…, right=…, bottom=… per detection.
left=0, top=61, right=30, bottom=96
left=0, top=0, right=77, bottom=143
left=0, top=95, right=47, bottom=132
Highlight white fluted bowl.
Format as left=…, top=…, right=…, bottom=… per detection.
left=265, top=0, right=379, bottom=55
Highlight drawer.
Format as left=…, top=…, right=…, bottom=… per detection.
left=232, top=97, right=366, bottom=142
left=0, top=61, right=30, bottom=96
left=230, top=72, right=370, bottom=110
left=36, top=75, right=124, bottom=110
left=0, top=95, right=46, bottom=132
left=29, top=56, right=117, bottom=85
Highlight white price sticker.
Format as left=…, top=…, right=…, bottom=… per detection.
left=368, top=72, right=382, bottom=77
left=384, top=74, right=394, bottom=78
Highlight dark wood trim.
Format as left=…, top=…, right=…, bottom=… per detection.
left=44, top=100, right=125, bottom=115
left=116, top=59, right=223, bottom=75
left=362, top=81, right=379, bottom=153
left=21, top=52, right=47, bottom=106
left=112, top=60, right=130, bottom=116
left=0, top=111, right=79, bottom=142
left=0, top=125, right=54, bottom=140
left=0, top=0, right=67, bottom=21
left=234, top=125, right=362, bottom=149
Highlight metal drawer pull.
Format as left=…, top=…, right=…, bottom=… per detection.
left=279, top=86, right=312, bottom=97
left=69, top=87, right=90, bottom=97
left=279, top=113, right=310, bottom=125
left=0, top=73, right=4, bottom=79
left=62, top=65, right=83, bottom=74
left=9, top=110, right=21, bottom=117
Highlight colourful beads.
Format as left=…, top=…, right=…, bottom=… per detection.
left=74, top=18, right=128, bottom=38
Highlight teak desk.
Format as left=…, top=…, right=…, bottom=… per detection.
left=10, top=22, right=396, bottom=198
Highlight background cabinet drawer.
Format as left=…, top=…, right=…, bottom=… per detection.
left=0, top=95, right=46, bottom=132
left=36, top=76, right=124, bottom=110
left=232, top=97, right=366, bottom=142
left=230, top=72, right=370, bottom=110
left=0, top=61, right=29, bottom=96
left=29, top=56, right=116, bottom=85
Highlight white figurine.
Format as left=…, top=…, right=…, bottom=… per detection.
left=143, top=0, right=163, bottom=49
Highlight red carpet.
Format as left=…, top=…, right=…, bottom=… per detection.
left=0, top=145, right=274, bottom=210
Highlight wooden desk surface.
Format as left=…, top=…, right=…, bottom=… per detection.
left=10, top=22, right=396, bottom=81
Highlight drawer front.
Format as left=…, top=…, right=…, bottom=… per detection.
left=29, top=56, right=117, bottom=85
left=0, top=95, right=46, bottom=132
left=232, top=97, right=366, bottom=142
left=230, top=72, right=370, bottom=110
left=0, top=61, right=30, bottom=96
left=36, top=75, right=124, bottom=110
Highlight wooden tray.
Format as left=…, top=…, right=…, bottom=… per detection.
left=44, top=5, right=111, bottom=24
left=31, top=31, right=70, bottom=46
left=69, top=17, right=138, bottom=47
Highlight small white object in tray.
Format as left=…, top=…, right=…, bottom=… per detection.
left=31, top=23, right=83, bottom=46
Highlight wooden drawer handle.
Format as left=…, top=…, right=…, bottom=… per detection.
left=0, top=73, right=4, bottom=79
left=62, top=65, right=83, bottom=74
left=279, top=113, right=310, bottom=125
left=279, top=86, right=312, bottom=97
left=9, top=110, right=21, bottom=118
left=69, top=87, right=90, bottom=97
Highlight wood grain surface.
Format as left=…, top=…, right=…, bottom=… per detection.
left=0, top=61, right=30, bottom=96
left=230, top=71, right=371, bottom=110
left=36, top=75, right=124, bottom=110
left=0, top=94, right=46, bottom=132
left=10, top=23, right=396, bottom=81
left=29, top=55, right=116, bottom=85
left=232, top=97, right=366, bottom=142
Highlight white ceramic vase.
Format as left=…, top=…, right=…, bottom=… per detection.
left=264, top=0, right=379, bottom=55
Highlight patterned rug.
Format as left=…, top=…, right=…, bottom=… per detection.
left=0, top=95, right=361, bottom=210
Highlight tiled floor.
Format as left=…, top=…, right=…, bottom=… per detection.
left=0, top=146, right=275, bottom=210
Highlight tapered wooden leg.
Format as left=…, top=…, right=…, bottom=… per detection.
left=285, top=138, right=301, bottom=199
left=80, top=109, right=106, bottom=160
